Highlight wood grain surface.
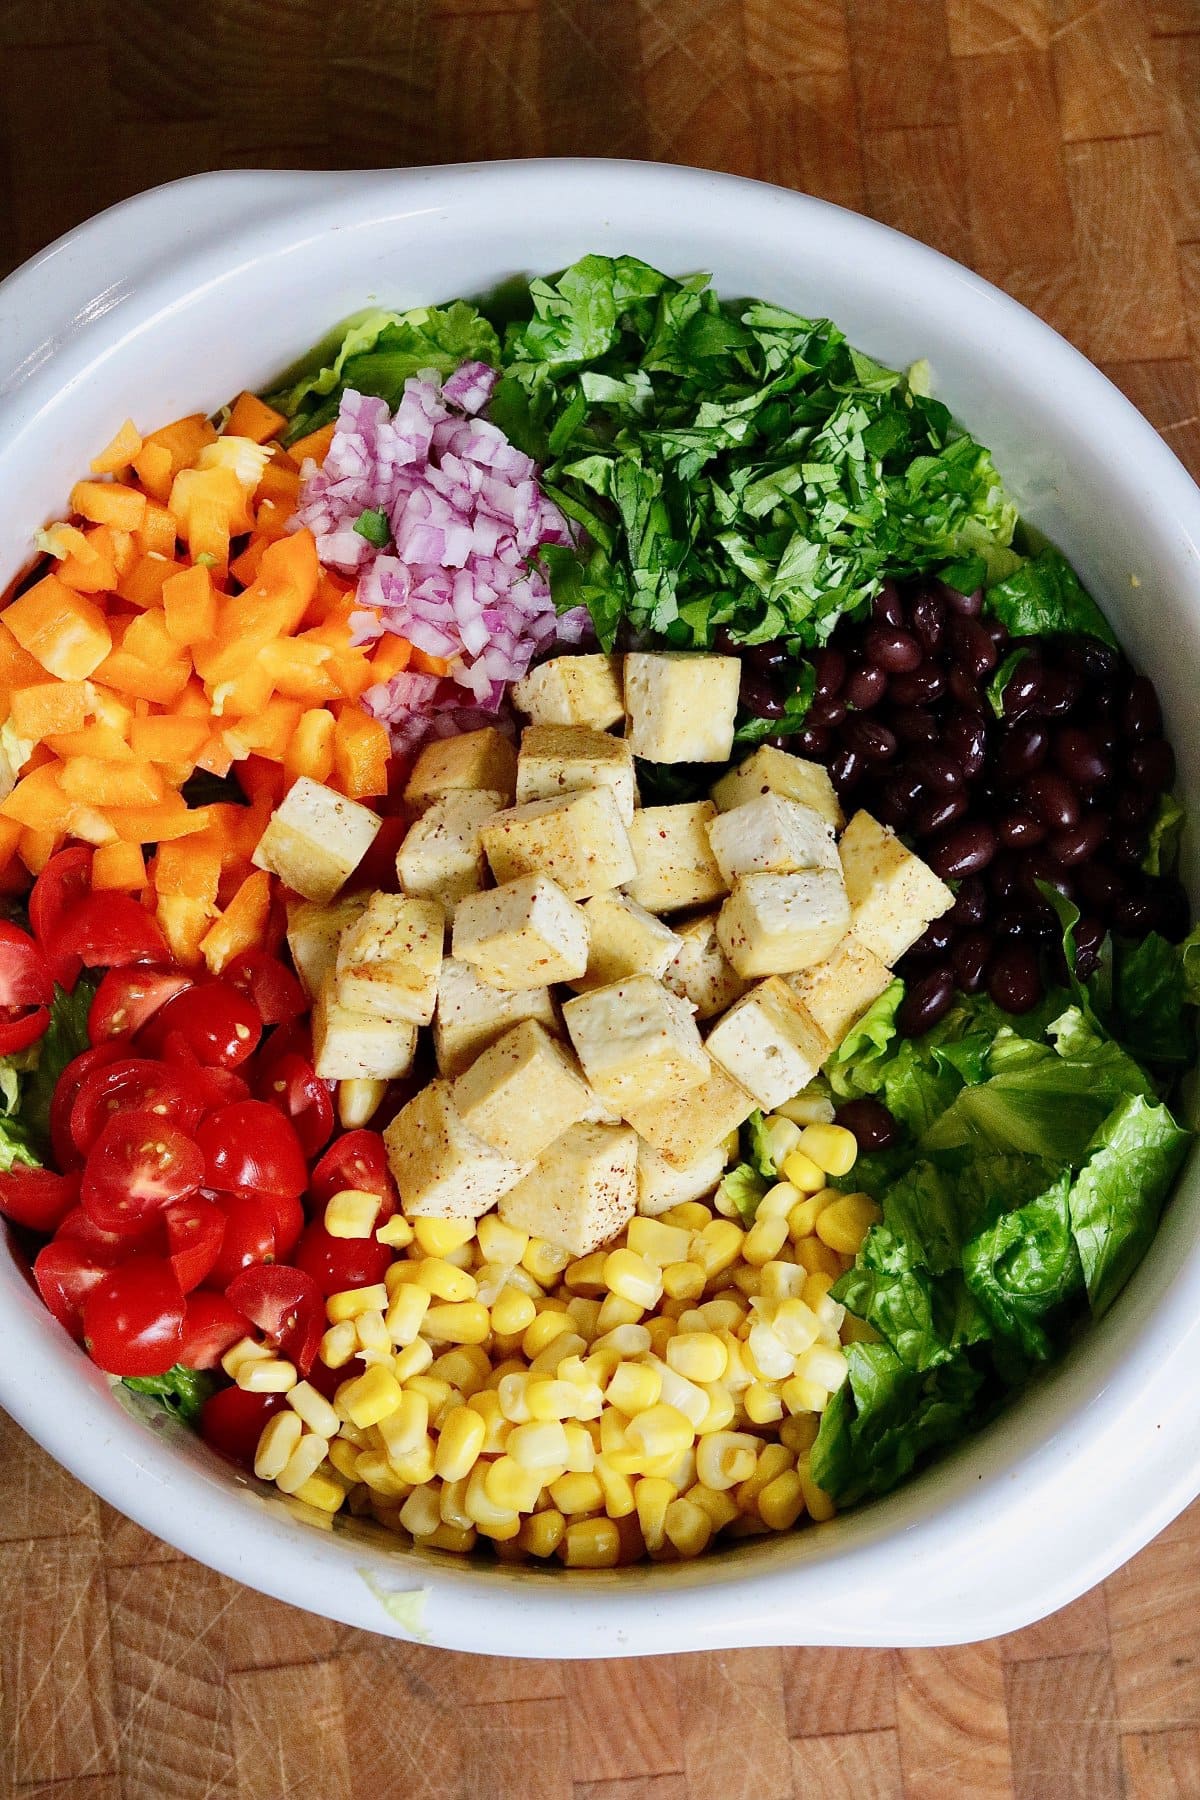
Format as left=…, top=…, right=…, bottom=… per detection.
left=2, top=1, right=1200, bottom=1795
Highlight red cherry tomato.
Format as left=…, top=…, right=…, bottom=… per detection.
left=196, top=1100, right=307, bottom=1199
left=223, top=950, right=306, bottom=1026
left=226, top=1264, right=324, bottom=1375
left=0, top=1165, right=79, bottom=1234
left=260, top=1189, right=304, bottom=1262
left=50, top=892, right=168, bottom=971
left=81, top=1109, right=205, bottom=1234
left=178, top=1290, right=249, bottom=1369
left=200, top=1384, right=285, bottom=1470
left=310, top=1129, right=397, bottom=1221
left=34, top=1235, right=126, bottom=1337
left=292, top=1218, right=392, bottom=1296
left=156, top=1039, right=252, bottom=1111
left=258, top=1053, right=334, bottom=1158
left=70, top=1057, right=208, bottom=1159
left=50, top=1042, right=127, bottom=1170
left=29, top=845, right=91, bottom=988
left=163, top=1195, right=226, bottom=1292
left=81, top=1257, right=186, bottom=1375
left=88, top=967, right=192, bottom=1044
left=0, top=919, right=54, bottom=1054
left=138, top=981, right=262, bottom=1069
left=206, top=1191, right=280, bottom=1289
left=55, top=1202, right=162, bottom=1254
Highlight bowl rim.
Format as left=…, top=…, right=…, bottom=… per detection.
left=2, top=156, right=1200, bottom=1656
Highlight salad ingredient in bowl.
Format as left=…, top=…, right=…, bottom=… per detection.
left=0, top=252, right=1193, bottom=1573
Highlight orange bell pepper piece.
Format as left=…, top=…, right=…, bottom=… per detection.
left=225, top=392, right=288, bottom=445
left=18, top=826, right=61, bottom=875
left=92, top=840, right=147, bottom=892
left=132, top=441, right=174, bottom=504
left=45, top=724, right=134, bottom=762
left=0, top=763, right=75, bottom=833
left=136, top=500, right=178, bottom=559
left=90, top=419, right=143, bottom=477
left=162, top=563, right=217, bottom=647
left=199, top=868, right=272, bottom=974
left=284, top=708, right=336, bottom=786
left=129, top=714, right=210, bottom=764
left=107, top=798, right=214, bottom=843
left=287, top=423, right=335, bottom=465
left=70, top=480, right=146, bottom=532
left=224, top=697, right=302, bottom=764
left=59, top=758, right=166, bottom=808
left=0, top=622, right=57, bottom=695
left=4, top=575, right=112, bottom=681
left=9, top=682, right=91, bottom=741
left=154, top=838, right=222, bottom=904
left=155, top=893, right=216, bottom=968
left=118, top=554, right=185, bottom=609
left=332, top=708, right=390, bottom=799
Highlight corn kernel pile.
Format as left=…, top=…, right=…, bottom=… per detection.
left=229, top=1118, right=881, bottom=1568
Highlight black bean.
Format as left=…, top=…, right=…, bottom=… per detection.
left=1048, top=814, right=1108, bottom=866
left=872, top=581, right=906, bottom=627
left=1033, top=668, right=1082, bottom=717
left=812, top=648, right=846, bottom=701
left=928, top=820, right=997, bottom=880
left=946, top=666, right=985, bottom=712
left=1018, top=850, right=1075, bottom=903
left=984, top=617, right=1010, bottom=648
left=835, top=1097, right=901, bottom=1152
left=1114, top=890, right=1159, bottom=937
left=1022, top=772, right=1081, bottom=830
left=909, top=746, right=963, bottom=793
left=796, top=724, right=830, bottom=757
left=998, top=812, right=1046, bottom=849
left=864, top=625, right=922, bottom=674
left=747, top=641, right=791, bottom=677
left=997, top=721, right=1049, bottom=782
left=948, top=615, right=998, bottom=680
left=889, top=706, right=941, bottom=747
left=843, top=660, right=888, bottom=710
left=763, top=734, right=796, bottom=751
left=1114, top=783, right=1155, bottom=828
left=1001, top=659, right=1044, bottom=717
left=942, top=711, right=988, bottom=779
left=713, top=627, right=739, bottom=656
left=1053, top=727, right=1111, bottom=787
left=909, top=589, right=945, bottom=656
left=988, top=852, right=1023, bottom=902
left=891, top=664, right=948, bottom=706
left=829, top=745, right=862, bottom=790
left=1076, top=861, right=1126, bottom=915
left=1126, top=738, right=1175, bottom=792
left=897, top=966, right=956, bottom=1037
left=844, top=717, right=898, bottom=762
left=1073, top=915, right=1106, bottom=979
left=939, top=581, right=984, bottom=617
left=806, top=694, right=848, bottom=729
left=988, top=944, right=1043, bottom=1014
left=1110, top=825, right=1148, bottom=867
left=1078, top=637, right=1122, bottom=683
left=1121, top=675, right=1162, bottom=742
left=739, top=669, right=786, bottom=719
left=992, top=908, right=1036, bottom=942
left=913, top=790, right=969, bottom=836
left=951, top=930, right=991, bottom=994
left=906, top=915, right=955, bottom=960
left=950, top=877, right=988, bottom=929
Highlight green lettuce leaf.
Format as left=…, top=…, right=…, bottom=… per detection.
left=1067, top=1094, right=1190, bottom=1317
left=123, top=1365, right=216, bottom=1427
left=719, top=1163, right=768, bottom=1224
left=810, top=1343, right=983, bottom=1504
left=18, top=979, right=97, bottom=1153
left=984, top=547, right=1116, bottom=644
left=962, top=1171, right=1082, bottom=1360
left=1143, top=794, right=1184, bottom=878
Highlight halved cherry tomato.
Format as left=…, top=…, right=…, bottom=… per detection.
left=50, top=892, right=167, bottom=970
left=163, top=1195, right=225, bottom=1291
left=88, top=967, right=192, bottom=1044
left=196, top=1100, right=307, bottom=1199
left=179, top=1290, right=249, bottom=1369
left=34, top=1234, right=127, bottom=1337
left=156, top=1038, right=252, bottom=1111
left=260, top=1189, right=304, bottom=1262
left=0, top=1165, right=79, bottom=1234
left=70, top=1057, right=208, bottom=1159
left=258, top=1053, right=334, bottom=1158
left=206, top=1190, right=280, bottom=1289
left=50, top=1042, right=127, bottom=1170
left=81, top=1109, right=204, bottom=1234
left=29, top=845, right=91, bottom=988
left=200, top=1384, right=285, bottom=1469
left=55, top=1201, right=162, bottom=1254
left=82, top=1256, right=186, bottom=1375
left=223, top=950, right=306, bottom=1026
left=292, top=1217, right=392, bottom=1296
left=0, top=919, right=54, bottom=1054
left=226, top=1264, right=324, bottom=1376
left=310, top=1129, right=397, bottom=1221
left=138, top=980, right=262, bottom=1069
left=254, top=1016, right=313, bottom=1089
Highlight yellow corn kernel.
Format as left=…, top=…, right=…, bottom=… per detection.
left=326, top=1282, right=390, bottom=1323
left=496, top=1371, right=532, bottom=1424
left=476, top=1213, right=527, bottom=1265
left=522, top=1309, right=574, bottom=1360
left=603, top=1248, right=663, bottom=1309
left=337, top=1364, right=404, bottom=1432
left=519, top=1507, right=566, bottom=1558
left=560, top=1516, right=620, bottom=1567
left=794, top=1235, right=844, bottom=1279
left=529, top=1331, right=587, bottom=1380
left=221, top=1335, right=270, bottom=1379
left=665, top=1332, right=728, bottom=1386
left=332, top=1075, right=385, bottom=1129
left=405, top=1373, right=453, bottom=1415
left=375, top=1389, right=429, bottom=1462
left=797, top=1122, right=858, bottom=1178
left=691, top=1219, right=744, bottom=1280
left=376, top=1213, right=415, bottom=1249
left=605, top=1361, right=663, bottom=1416
left=354, top=1309, right=390, bottom=1356
left=522, top=1378, right=580, bottom=1421
left=399, top=1484, right=443, bottom=1537
left=508, top=1418, right=570, bottom=1471
left=665, top=1495, right=712, bottom=1558
left=431, top=1345, right=490, bottom=1394
left=662, top=1260, right=706, bottom=1303
left=567, top=1295, right=604, bottom=1339
left=286, top=1381, right=339, bottom=1439
left=797, top=1453, right=836, bottom=1522
left=292, top=1467, right=347, bottom=1514
left=755, top=1181, right=801, bottom=1224
left=562, top=1421, right=597, bottom=1473
left=736, top=1442, right=795, bottom=1510
left=466, top=1389, right=511, bottom=1454
left=434, top=1405, right=487, bottom=1482
left=760, top=1468, right=806, bottom=1531
left=354, top=1449, right=410, bottom=1496
left=695, top=1430, right=760, bottom=1491
left=438, top=1474, right=472, bottom=1529
left=422, top=1301, right=490, bottom=1345
left=385, top=1261, right=423, bottom=1297
left=796, top=1341, right=848, bottom=1389
left=548, top=1469, right=603, bottom=1515
left=758, top=1262, right=804, bottom=1305
left=627, top=1216, right=692, bottom=1266
left=781, top=1148, right=826, bottom=1195
left=390, top=1434, right=437, bottom=1486
left=595, top=1291, right=643, bottom=1333
left=592, top=1455, right=636, bottom=1518
left=593, top=1322, right=652, bottom=1360
left=383, top=1282, right=430, bottom=1347
left=464, top=1463, right=521, bottom=1539
left=779, top=1412, right=821, bottom=1456
left=318, top=1320, right=358, bottom=1369
left=327, top=1435, right=364, bottom=1483
left=787, top=1187, right=838, bottom=1242
left=760, top=1113, right=804, bottom=1167
left=696, top=1384, right=736, bottom=1436
left=564, top=1249, right=609, bottom=1294
left=522, top=1236, right=571, bottom=1285
left=661, top=1201, right=714, bottom=1231
left=773, top=1297, right=820, bottom=1353
left=634, top=1475, right=676, bottom=1552
left=411, top=1216, right=474, bottom=1257
left=236, top=1357, right=297, bottom=1393
left=801, top=1269, right=839, bottom=1310
left=487, top=1286, right=534, bottom=1337
left=485, top=1455, right=545, bottom=1514
left=324, top=1187, right=382, bottom=1239
left=625, top=1403, right=694, bottom=1462
left=391, top=1340, right=433, bottom=1385
left=253, top=1410, right=304, bottom=1480
left=275, top=1433, right=330, bottom=1495
left=652, top=1359, right=709, bottom=1429
left=414, top=1258, right=477, bottom=1303
left=745, top=1315, right=792, bottom=1381
left=686, top=1482, right=739, bottom=1532
left=584, top=1349, right=622, bottom=1392
left=816, top=1191, right=882, bottom=1256
left=744, top=1380, right=783, bottom=1424
left=744, top=1214, right=789, bottom=1267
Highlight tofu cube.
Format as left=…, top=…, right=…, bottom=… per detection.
left=839, top=809, right=955, bottom=964
left=334, top=894, right=444, bottom=1026
left=511, top=653, right=625, bottom=731
left=403, top=726, right=517, bottom=813
left=433, top=957, right=558, bottom=1078
left=452, top=1020, right=591, bottom=1163
left=705, top=977, right=832, bottom=1112
left=636, top=1142, right=726, bottom=1217
left=786, top=936, right=893, bottom=1047
left=621, top=1059, right=757, bottom=1168
left=286, top=893, right=367, bottom=999
left=516, top=724, right=637, bottom=823
left=481, top=787, right=636, bottom=900
left=562, top=975, right=708, bottom=1113
left=662, top=910, right=750, bottom=1020
left=453, top=875, right=589, bottom=990
left=626, top=802, right=727, bottom=914
left=569, top=891, right=681, bottom=993
left=711, top=745, right=843, bottom=831
left=384, top=1080, right=525, bottom=1220
left=252, top=777, right=381, bottom=903
left=311, top=973, right=418, bottom=1081
left=499, top=1121, right=638, bottom=1256
left=623, top=652, right=741, bottom=763
left=717, top=869, right=850, bottom=978
left=395, top=789, right=505, bottom=909
left=706, top=793, right=839, bottom=885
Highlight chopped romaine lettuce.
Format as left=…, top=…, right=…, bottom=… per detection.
left=123, top=1365, right=216, bottom=1426
left=984, top=547, right=1115, bottom=645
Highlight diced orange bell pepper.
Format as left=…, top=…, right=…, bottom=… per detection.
left=410, top=648, right=452, bottom=677
left=129, top=714, right=210, bottom=765
left=136, top=501, right=178, bottom=559
left=169, top=466, right=252, bottom=574
left=39, top=523, right=93, bottom=564
left=92, top=840, right=147, bottom=892
left=287, top=423, right=335, bottom=466
left=57, top=524, right=119, bottom=593
left=132, top=441, right=174, bottom=504
left=232, top=755, right=286, bottom=810
left=254, top=460, right=301, bottom=512
left=224, top=697, right=302, bottom=764
left=327, top=649, right=374, bottom=703
left=59, top=757, right=166, bottom=807
left=0, top=621, right=54, bottom=694
left=162, top=563, right=217, bottom=647
left=154, top=838, right=222, bottom=904
left=252, top=498, right=296, bottom=544
left=332, top=707, right=390, bottom=799
left=9, top=681, right=91, bottom=741
left=70, top=480, right=146, bottom=532
left=0, top=763, right=75, bottom=833
left=45, top=724, right=134, bottom=762
left=144, top=414, right=218, bottom=480
left=229, top=536, right=269, bottom=588
left=107, top=798, right=214, bottom=843
left=93, top=649, right=191, bottom=706
left=193, top=733, right=235, bottom=778
left=118, top=554, right=185, bottom=609
left=0, top=816, right=23, bottom=866
left=199, top=868, right=272, bottom=974
left=259, top=638, right=340, bottom=705
left=155, top=893, right=215, bottom=968
left=203, top=657, right=274, bottom=719
left=370, top=634, right=413, bottom=683
left=4, top=575, right=112, bottom=680
left=304, top=571, right=356, bottom=629
left=70, top=806, right=120, bottom=847
left=225, top=392, right=288, bottom=445
left=90, top=419, right=143, bottom=477
left=89, top=685, right=136, bottom=736
left=247, top=529, right=319, bottom=633
left=123, top=608, right=188, bottom=670
left=18, top=826, right=61, bottom=875
left=284, top=707, right=336, bottom=786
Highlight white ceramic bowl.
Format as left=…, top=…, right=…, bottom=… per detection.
left=1, top=160, right=1199, bottom=1657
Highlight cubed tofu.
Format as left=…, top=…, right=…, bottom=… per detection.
left=402, top=726, right=517, bottom=813
left=710, top=745, right=843, bottom=831
left=636, top=1142, right=726, bottom=1217
left=705, top=977, right=832, bottom=1112
left=621, top=1059, right=757, bottom=1169
left=334, top=894, right=444, bottom=1026
left=562, top=975, right=708, bottom=1113
left=384, top=1080, right=525, bottom=1220
left=785, top=936, right=893, bottom=1047
left=625, top=802, right=727, bottom=914
left=706, top=793, right=839, bottom=885
left=286, top=893, right=368, bottom=999
left=311, top=972, right=418, bottom=1080
left=839, top=809, right=955, bottom=964
left=481, top=787, right=636, bottom=900
left=662, top=910, right=750, bottom=1020
left=453, top=874, right=589, bottom=990
left=511, top=653, right=625, bottom=731
left=452, top=1020, right=591, bottom=1162
left=717, top=869, right=850, bottom=978
left=433, top=957, right=558, bottom=1078
left=499, top=1121, right=638, bottom=1256
left=569, top=891, right=681, bottom=992
left=515, top=724, right=637, bottom=824
left=395, top=789, right=505, bottom=908
left=623, top=651, right=741, bottom=763
left=252, top=777, right=381, bottom=903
